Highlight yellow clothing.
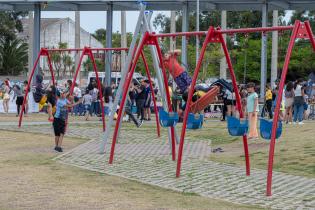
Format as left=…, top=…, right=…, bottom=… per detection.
left=168, top=86, right=173, bottom=97
left=265, top=89, right=272, bottom=100
left=194, top=90, right=206, bottom=98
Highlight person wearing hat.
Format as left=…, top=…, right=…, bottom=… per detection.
left=246, top=82, right=259, bottom=139
left=53, top=89, right=82, bottom=152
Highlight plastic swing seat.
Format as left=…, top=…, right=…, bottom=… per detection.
left=159, top=109, right=179, bottom=127
left=260, top=118, right=282, bottom=140
left=227, top=116, right=249, bottom=136
left=187, top=113, right=204, bottom=129
left=131, top=106, right=137, bottom=114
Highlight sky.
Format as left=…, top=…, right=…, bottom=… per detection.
left=41, top=10, right=293, bottom=34
left=41, top=11, right=170, bottom=33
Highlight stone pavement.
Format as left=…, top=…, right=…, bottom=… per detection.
left=2, top=123, right=315, bottom=210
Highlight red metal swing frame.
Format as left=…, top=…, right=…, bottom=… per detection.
left=108, top=20, right=315, bottom=196
left=19, top=47, right=129, bottom=132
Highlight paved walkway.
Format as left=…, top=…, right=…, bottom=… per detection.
left=2, top=123, right=315, bottom=210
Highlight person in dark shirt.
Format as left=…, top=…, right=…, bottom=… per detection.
left=135, top=80, right=146, bottom=122
left=144, top=79, right=152, bottom=120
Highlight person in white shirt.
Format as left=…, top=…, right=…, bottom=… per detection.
left=73, top=83, right=82, bottom=116
left=293, top=79, right=305, bottom=124
left=82, top=90, right=93, bottom=121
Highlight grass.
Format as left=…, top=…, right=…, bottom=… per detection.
left=0, top=129, right=260, bottom=210
left=205, top=120, right=315, bottom=178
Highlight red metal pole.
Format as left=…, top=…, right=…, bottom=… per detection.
left=18, top=49, right=43, bottom=127
left=176, top=27, right=215, bottom=177
left=266, top=21, right=300, bottom=196
left=218, top=30, right=250, bottom=176
left=45, top=50, right=56, bottom=86
left=140, top=51, right=160, bottom=137
left=153, top=37, right=176, bottom=161
left=152, top=25, right=294, bottom=38
left=88, top=50, right=106, bottom=131
left=65, top=47, right=87, bottom=132
left=109, top=33, right=149, bottom=164
left=47, top=47, right=129, bottom=52
left=304, top=21, right=315, bottom=51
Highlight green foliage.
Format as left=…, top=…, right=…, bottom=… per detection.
left=83, top=57, right=104, bottom=73
left=153, top=10, right=315, bottom=82
left=0, top=38, right=28, bottom=75
left=50, top=42, right=74, bottom=79
left=0, top=11, right=27, bottom=40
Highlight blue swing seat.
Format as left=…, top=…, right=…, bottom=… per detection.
left=260, top=118, right=282, bottom=140
left=187, top=113, right=204, bottom=129
left=131, top=106, right=137, bottom=114
left=227, top=116, right=249, bottom=136
left=159, top=109, right=179, bottom=127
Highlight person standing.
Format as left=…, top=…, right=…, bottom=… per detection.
left=2, top=80, right=11, bottom=113
left=82, top=90, right=93, bottom=121
left=73, top=83, right=82, bottom=116
left=12, top=85, right=24, bottom=117
left=225, top=88, right=235, bottom=117
left=53, top=89, right=81, bottom=152
left=265, top=85, right=273, bottom=119
left=284, top=81, right=294, bottom=124
left=246, top=82, right=259, bottom=139
left=90, top=83, right=99, bottom=117
left=293, top=79, right=305, bottom=125
left=144, top=79, right=152, bottom=121
left=23, top=80, right=29, bottom=116
left=135, top=80, right=146, bottom=122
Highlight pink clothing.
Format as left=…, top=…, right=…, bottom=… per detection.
left=163, top=55, right=184, bottom=78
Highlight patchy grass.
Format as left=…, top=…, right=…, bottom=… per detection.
left=208, top=121, right=315, bottom=178
left=0, top=130, right=259, bottom=210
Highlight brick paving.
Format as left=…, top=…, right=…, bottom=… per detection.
left=2, top=122, right=315, bottom=210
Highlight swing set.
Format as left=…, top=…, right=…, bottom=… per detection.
left=18, top=47, right=129, bottom=132
left=102, top=5, right=315, bottom=196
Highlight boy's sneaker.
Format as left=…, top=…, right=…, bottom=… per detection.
left=293, top=122, right=297, bottom=125
left=54, top=146, right=63, bottom=152
left=137, top=120, right=143, bottom=128
left=298, top=121, right=304, bottom=125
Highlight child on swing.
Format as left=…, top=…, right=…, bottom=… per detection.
left=33, top=72, right=57, bottom=121
left=162, top=49, right=192, bottom=94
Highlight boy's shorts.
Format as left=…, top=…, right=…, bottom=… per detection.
left=53, top=118, right=66, bottom=136
left=174, top=71, right=192, bottom=93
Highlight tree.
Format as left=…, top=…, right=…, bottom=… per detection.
left=0, top=11, right=26, bottom=41
left=50, top=42, right=74, bottom=79
left=0, top=38, right=28, bottom=76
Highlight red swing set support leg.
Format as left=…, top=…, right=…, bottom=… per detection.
left=68, top=47, right=106, bottom=132
left=19, top=48, right=56, bottom=128
left=218, top=30, right=250, bottom=176
left=266, top=20, right=315, bottom=196
left=176, top=26, right=250, bottom=177
left=141, top=51, right=161, bottom=137
left=109, top=33, right=150, bottom=164
left=153, top=37, right=176, bottom=161
left=109, top=32, right=177, bottom=164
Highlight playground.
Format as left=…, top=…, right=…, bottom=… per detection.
left=1, top=1, right=315, bottom=209
left=0, top=114, right=314, bottom=209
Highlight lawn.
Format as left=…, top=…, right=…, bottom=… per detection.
left=0, top=129, right=259, bottom=210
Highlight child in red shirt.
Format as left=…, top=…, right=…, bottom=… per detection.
left=163, top=49, right=192, bottom=93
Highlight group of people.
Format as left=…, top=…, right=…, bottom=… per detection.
left=1, top=78, right=29, bottom=116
